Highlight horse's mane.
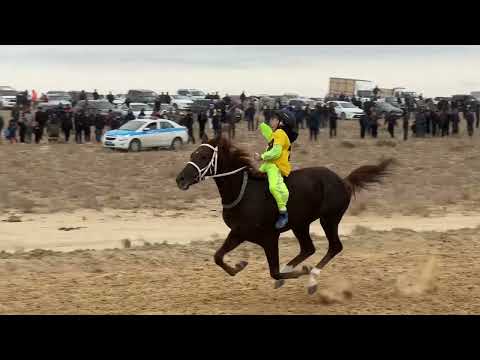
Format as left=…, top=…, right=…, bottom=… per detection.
left=208, top=136, right=265, bottom=179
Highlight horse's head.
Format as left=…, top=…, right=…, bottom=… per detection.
left=176, top=136, right=219, bottom=190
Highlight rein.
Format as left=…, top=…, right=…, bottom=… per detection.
left=186, top=143, right=248, bottom=209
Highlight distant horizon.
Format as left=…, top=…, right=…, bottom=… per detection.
left=1, top=45, right=479, bottom=98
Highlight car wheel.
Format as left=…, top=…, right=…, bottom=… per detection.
left=128, top=139, right=142, bottom=152
left=341, top=112, right=346, bottom=120
left=171, top=137, right=183, bottom=151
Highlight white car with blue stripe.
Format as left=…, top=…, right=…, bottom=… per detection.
left=102, top=118, right=188, bottom=152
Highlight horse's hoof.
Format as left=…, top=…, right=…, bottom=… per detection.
left=302, top=265, right=312, bottom=274
left=274, top=279, right=285, bottom=289
left=235, top=261, right=248, bottom=271
left=307, top=284, right=318, bottom=295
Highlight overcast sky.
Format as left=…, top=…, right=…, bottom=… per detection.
left=1, top=45, right=479, bottom=97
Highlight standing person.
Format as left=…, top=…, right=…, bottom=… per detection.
left=309, top=105, right=321, bottom=141
left=94, top=114, right=106, bottom=142
left=226, top=107, right=236, bottom=140
left=138, top=109, right=146, bottom=119
left=0, top=113, right=3, bottom=143
left=110, top=115, right=121, bottom=130
left=430, top=110, right=440, bottom=137
left=369, top=110, right=379, bottom=138
left=328, top=104, right=338, bottom=138
left=74, top=110, right=86, bottom=144
left=450, top=108, right=459, bottom=135
left=36, top=107, right=48, bottom=143
left=295, top=106, right=307, bottom=130
left=154, top=96, right=161, bottom=112
left=359, top=113, right=369, bottom=138
left=84, top=111, right=94, bottom=142
left=106, top=92, right=114, bottom=104
left=60, top=108, right=73, bottom=143
left=244, top=103, right=256, bottom=131
left=263, top=105, right=272, bottom=126
left=182, top=112, right=195, bottom=144
left=197, top=110, right=208, bottom=139
left=465, top=107, right=475, bottom=137
left=385, top=111, right=398, bottom=138
left=5, top=119, right=17, bottom=143
left=207, top=103, right=215, bottom=130
left=124, top=97, right=131, bottom=108
left=439, top=110, right=449, bottom=137
left=415, top=109, right=427, bottom=138
left=79, top=90, right=87, bottom=101
left=18, top=111, right=27, bottom=143
left=93, top=89, right=100, bottom=100
left=165, top=92, right=171, bottom=104
left=402, top=110, right=409, bottom=141
left=212, top=109, right=222, bottom=138
left=124, top=109, right=135, bottom=124
left=240, top=91, right=246, bottom=109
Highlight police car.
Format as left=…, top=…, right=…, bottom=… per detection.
left=102, top=118, right=188, bottom=152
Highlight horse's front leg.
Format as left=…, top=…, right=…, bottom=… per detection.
left=214, top=230, right=247, bottom=276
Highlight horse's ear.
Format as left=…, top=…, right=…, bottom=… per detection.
left=201, top=133, right=209, bottom=144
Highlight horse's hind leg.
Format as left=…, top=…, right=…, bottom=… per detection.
left=307, top=216, right=344, bottom=295
left=214, top=230, right=247, bottom=277
left=274, top=226, right=316, bottom=289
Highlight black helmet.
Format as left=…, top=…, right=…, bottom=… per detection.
left=274, top=109, right=296, bottom=128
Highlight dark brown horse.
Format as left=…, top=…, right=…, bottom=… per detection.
left=176, top=136, right=393, bottom=294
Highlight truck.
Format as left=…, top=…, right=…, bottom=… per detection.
left=328, top=77, right=376, bottom=99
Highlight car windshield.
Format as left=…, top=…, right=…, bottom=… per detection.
left=120, top=121, right=144, bottom=131
left=48, top=95, right=69, bottom=101
left=191, top=91, right=205, bottom=96
left=339, top=102, right=357, bottom=108
left=173, top=95, right=189, bottom=100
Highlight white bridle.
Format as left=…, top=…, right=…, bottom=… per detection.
left=186, top=144, right=246, bottom=182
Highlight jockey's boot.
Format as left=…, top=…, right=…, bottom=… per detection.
left=275, top=211, right=288, bottom=230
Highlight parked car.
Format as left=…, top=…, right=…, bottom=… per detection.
left=288, top=97, right=316, bottom=109
left=171, top=95, right=193, bottom=110
left=41, top=93, right=72, bottom=110
left=0, top=86, right=18, bottom=109
left=190, top=98, right=216, bottom=114
left=102, top=118, right=188, bottom=152
left=126, top=89, right=158, bottom=105
left=74, top=99, right=126, bottom=117
left=326, top=101, right=364, bottom=120
left=177, top=89, right=206, bottom=100
left=127, top=103, right=154, bottom=118
left=373, top=101, right=403, bottom=117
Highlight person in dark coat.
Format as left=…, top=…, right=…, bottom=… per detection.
left=402, top=110, right=409, bottom=141
left=439, top=110, right=449, bottom=137
left=154, top=96, right=161, bottom=112
left=110, top=115, right=121, bottom=131
left=182, top=112, right=195, bottom=144
left=430, top=110, right=440, bottom=137
left=475, top=102, right=480, bottom=128
left=369, top=110, right=379, bottom=138
left=124, top=97, right=131, bottom=108
left=222, top=94, right=232, bottom=107
left=92, top=113, right=104, bottom=142
left=465, top=107, right=475, bottom=137
left=244, top=103, right=256, bottom=131
left=450, top=109, right=459, bottom=135
left=197, top=111, right=208, bottom=138
left=328, top=104, right=338, bottom=138
left=106, top=92, right=114, bottom=104
left=165, top=92, right=171, bottom=104
left=124, top=109, right=136, bottom=124
left=74, top=110, right=86, bottom=143
left=359, top=113, right=369, bottom=138
left=414, top=109, right=427, bottom=137
left=0, top=114, right=4, bottom=142
left=212, top=109, right=222, bottom=137
left=240, top=91, right=246, bottom=108
left=79, top=90, right=87, bottom=101
left=93, top=89, right=100, bottom=100
left=60, top=109, right=73, bottom=142
left=295, top=106, right=307, bottom=129
left=385, top=111, right=398, bottom=138
left=309, top=106, right=321, bottom=141
left=35, top=107, right=48, bottom=143
left=138, top=109, right=146, bottom=119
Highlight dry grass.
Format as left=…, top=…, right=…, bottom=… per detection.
left=0, top=120, right=479, bottom=217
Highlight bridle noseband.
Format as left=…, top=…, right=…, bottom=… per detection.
left=186, top=143, right=248, bottom=209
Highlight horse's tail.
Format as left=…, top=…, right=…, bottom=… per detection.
left=344, top=158, right=394, bottom=197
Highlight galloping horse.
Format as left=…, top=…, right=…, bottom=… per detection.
left=176, top=136, right=393, bottom=294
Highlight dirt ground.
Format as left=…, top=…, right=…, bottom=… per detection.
left=1, top=118, right=480, bottom=314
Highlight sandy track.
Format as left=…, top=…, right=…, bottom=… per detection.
left=3, top=208, right=480, bottom=252
left=0, top=225, right=479, bottom=314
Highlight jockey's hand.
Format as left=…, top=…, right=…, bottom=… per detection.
left=254, top=152, right=262, bottom=161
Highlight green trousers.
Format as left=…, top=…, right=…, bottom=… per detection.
left=260, top=162, right=289, bottom=212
